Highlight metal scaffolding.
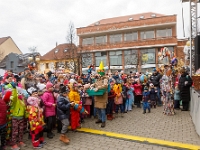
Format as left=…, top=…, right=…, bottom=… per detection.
left=182, top=0, right=199, bottom=75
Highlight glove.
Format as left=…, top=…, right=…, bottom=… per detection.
left=10, top=82, right=16, bottom=88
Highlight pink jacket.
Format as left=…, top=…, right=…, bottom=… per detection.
left=42, top=91, right=56, bottom=117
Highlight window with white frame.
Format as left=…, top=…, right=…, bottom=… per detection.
left=156, top=28, right=172, bottom=38
left=140, top=30, right=155, bottom=40
left=82, top=37, right=94, bottom=45
left=110, top=34, right=122, bottom=43
left=95, top=52, right=107, bottom=67
left=95, top=36, right=107, bottom=45
left=124, top=32, right=138, bottom=41
left=109, top=51, right=122, bottom=66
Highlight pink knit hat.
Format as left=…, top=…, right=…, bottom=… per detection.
left=46, top=81, right=53, bottom=90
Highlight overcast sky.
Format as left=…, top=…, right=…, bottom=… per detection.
left=0, top=0, right=196, bottom=55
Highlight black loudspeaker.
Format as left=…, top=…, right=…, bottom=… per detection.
left=195, top=54, right=200, bottom=71
left=195, top=35, right=200, bottom=71
left=195, top=35, right=200, bottom=54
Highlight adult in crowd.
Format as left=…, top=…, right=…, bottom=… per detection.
left=149, top=68, right=162, bottom=106
left=178, top=68, right=193, bottom=111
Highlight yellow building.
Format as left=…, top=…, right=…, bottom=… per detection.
left=0, top=36, right=22, bottom=60
left=38, top=43, right=78, bottom=74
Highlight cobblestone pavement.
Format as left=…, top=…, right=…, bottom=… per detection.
left=7, top=107, right=200, bottom=150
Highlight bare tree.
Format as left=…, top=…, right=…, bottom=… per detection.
left=65, top=22, right=80, bottom=74
left=29, top=46, right=37, bottom=53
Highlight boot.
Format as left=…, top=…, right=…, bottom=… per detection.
left=101, top=122, right=106, bottom=128
left=110, top=114, right=114, bottom=120
left=47, top=132, right=53, bottom=139
left=95, top=119, right=102, bottom=124
left=59, top=134, right=70, bottom=144
left=143, top=110, right=146, bottom=114
left=148, top=109, right=151, bottom=113
left=107, top=114, right=112, bottom=120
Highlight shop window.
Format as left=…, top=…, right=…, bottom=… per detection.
left=82, top=53, right=92, bottom=68
left=110, top=34, right=122, bottom=43
left=141, top=48, right=156, bottom=64
left=82, top=37, right=94, bottom=46
left=124, top=50, right=138, bottom=65
left=124, top=32, right=138, bottom=41
left=109, top=51, right=122, bottom=66
left=95, top=36, right=107, bottom=45
left=156, top=28, right=172, bottom=38
left=140, top=30, right=155, bottom=40
left=95, top=52, right=107, bottom=67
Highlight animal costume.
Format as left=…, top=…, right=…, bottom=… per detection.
left=68, top=83, right=81, bottom=130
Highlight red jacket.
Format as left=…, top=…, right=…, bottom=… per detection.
left=0, top=98, right=7, bottom=125
left=133, top=83, right=142, bottom=95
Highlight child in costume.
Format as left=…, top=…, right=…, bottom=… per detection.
left=149, top=83, right=157, bottom=108
left=68, top=83, right=81, bottom=131
left=42, top=82, right=56, bottom=139
left=27, top=87, right=45, bottom=149
left=174, top=85, right=180, bottom=110
left=10, top=84, right=27, bottom=150
left=113, top=83, right=124, bottom=117
left=0, top=90, right=8, bottom=150
left=126, top=83, right=134, bottom=111
left=57, top=85, right=75, bottom=144
left=142, top=86, right=151, bottom=114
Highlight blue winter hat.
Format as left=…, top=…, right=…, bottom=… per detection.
left=153, top=68, right=156, bottom=72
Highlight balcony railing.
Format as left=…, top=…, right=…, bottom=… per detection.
left=78, top=36, right=177, bottom=52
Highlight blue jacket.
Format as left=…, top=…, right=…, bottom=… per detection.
left=57, top=95, right=71, bottom=120
left=142, top=91, right=150, bottom=102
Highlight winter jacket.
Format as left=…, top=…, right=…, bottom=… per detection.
left=42, top=91, right=56, bottom=117
left=108, top=89, right=116, bottom=100
left=57, top=95, right=71, bottom=120
left=178, top=73, right=193, bottom=102
left=149, top=88, right=157, bottom=101
left=0, top=98, right=7, bottom=125
left=11, top=88, right=26, bottom=118
left=142, top=91, right=150, bottom=102
left=149, top=73, right=162, bottom=87
left=133, top=84, right=142, bottom=95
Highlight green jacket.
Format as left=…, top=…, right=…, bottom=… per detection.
left=11, top=89, right=26, bottom=117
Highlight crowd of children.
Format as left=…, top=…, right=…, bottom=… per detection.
left=0, top=65, right=191, bottom=150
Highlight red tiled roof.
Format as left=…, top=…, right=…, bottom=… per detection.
left=89, top=12, right=165, bottom=26
left=0, top=36, right=10, bottom=45
left=40, top=43, right=77, bottom=61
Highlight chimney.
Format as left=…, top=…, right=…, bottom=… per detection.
left=56, top=42, right=58, bottom=47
